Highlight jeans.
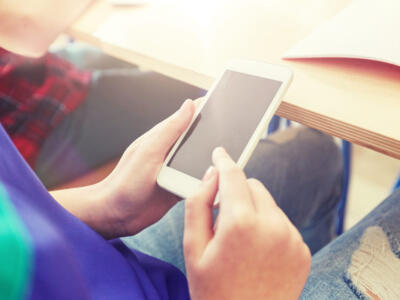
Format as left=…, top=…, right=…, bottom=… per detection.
left=301, top=188, right=400, bottom=299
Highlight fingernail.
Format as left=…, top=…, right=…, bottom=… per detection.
left=215, top=147, right=227, bottom=156
left=180, top=99, right=192, bottom=110
left=202, top=166, right=216, bottom=182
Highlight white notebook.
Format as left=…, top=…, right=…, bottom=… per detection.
left=284, top=0, right=400, bottom=67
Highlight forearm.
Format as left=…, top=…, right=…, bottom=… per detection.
left=0, top=0, right=94, bottom=57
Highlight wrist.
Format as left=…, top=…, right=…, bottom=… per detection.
left=51, top=182, right=121, bottom=239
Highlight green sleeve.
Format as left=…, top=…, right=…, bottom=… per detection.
left=0, top=184, right=33, bottom=300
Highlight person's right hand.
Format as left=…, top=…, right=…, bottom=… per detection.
left=183, top=147, right=311, bottom=300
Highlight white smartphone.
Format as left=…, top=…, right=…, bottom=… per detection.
left=157, top=60, right=293, bottom=199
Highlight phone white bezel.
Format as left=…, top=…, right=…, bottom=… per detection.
left=157, top=59, right=293, bottom=199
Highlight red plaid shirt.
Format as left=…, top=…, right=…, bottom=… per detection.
left=0, top=48, right=91, bottom=166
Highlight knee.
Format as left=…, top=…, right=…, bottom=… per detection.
left=296, top=127, right=343, bottom=180
left=274, top=127, right=343, bottom=220
left=297, top=127, right=344, bottom=202
left=246, top=126, right=343, bottom=192
left=270, top=126, right=343, bottom=180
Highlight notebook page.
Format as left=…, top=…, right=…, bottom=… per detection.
left=284, top=0, right=400, bottom=67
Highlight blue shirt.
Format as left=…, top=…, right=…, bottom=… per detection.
left=0, top=125, right=190, bottom=300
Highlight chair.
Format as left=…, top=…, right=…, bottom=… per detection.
left=393, top=174, right=400, bottom=191
left=336, top=140, right=351, bottom=235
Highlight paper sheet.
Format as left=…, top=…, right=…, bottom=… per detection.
left=284, top=0, right=400, bottom=67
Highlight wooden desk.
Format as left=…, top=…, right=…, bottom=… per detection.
left=68, top=0, right=400, bottom=159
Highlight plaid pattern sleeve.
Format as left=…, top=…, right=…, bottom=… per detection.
left=0, top=48, right=91, bottom=167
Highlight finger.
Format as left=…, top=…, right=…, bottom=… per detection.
left=142, top=99, right=195, bottom=157
left=126, top=98, right=200, bottom=156
left=184, top=167, right=219, bottom=262
left=123, top=99, right=191, bottom=154
left=212, top=147, right=254, bottom=212
left=247, top=178, right=278, bottom=211
left=145, top=97, right=202, bottom=148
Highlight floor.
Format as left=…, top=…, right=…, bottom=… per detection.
left=345, top=144, right=400, bottom=230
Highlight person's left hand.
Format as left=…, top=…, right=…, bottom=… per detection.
left=53, top=99, right=195, bottom=239
left=101, top=99, right=196, bottom=238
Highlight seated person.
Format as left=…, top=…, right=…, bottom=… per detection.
left=1, top=102, right=338, bottom=300
left=2, top=99, right=400, bottom=300
left=2, top=1, right=398, bottom=299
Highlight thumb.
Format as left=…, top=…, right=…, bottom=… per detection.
left=144, top=99, right=195, bottom=158
left=184, top=167, right=218, bottom=263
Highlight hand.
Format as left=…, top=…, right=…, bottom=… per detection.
left=53, top=99, right=196, bottom=239
left=184, top=147, right=311, bottom=300
left=100, top=99, right=196, bottom=238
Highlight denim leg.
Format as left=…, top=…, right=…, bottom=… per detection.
left=123, top=127, right=343, bottom=272
left=123, top=201, right=187, bottom=273
left=301, top=188, right=400, bottom=300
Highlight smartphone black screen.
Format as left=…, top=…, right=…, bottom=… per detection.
left=168, top=70, right=282, bottom=179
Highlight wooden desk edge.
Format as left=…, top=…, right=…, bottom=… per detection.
left=278, top=102, right=400, bottom=159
